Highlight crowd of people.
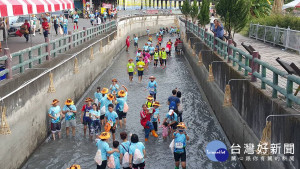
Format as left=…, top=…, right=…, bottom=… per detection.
left=50, top=27, right=188, bottom=169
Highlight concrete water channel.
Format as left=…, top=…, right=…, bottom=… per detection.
left=21, top=35, right=243, bottom=169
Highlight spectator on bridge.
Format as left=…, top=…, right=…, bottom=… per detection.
left=31, top=15, right=37, bottom=36
left=62, top=99, right=77, bottom=137
left=172, top=122, right=189, bottom=169
left=63, top=16, right=68, bottom=35
left=89, top=11, right=95, bottom=26
left=59, top=14, right=64, bottom=29
left=129, top=134, right=146, bottom=169
left=48, top=99, right=64, bottom=140
left=73, top=11, right=79, bottom=31
left=103, top=10, right=108, bottom=22
left=212, top=19, right=224, bottom=40
left=39, top=14, right=44, bottom=34
left=53, top=16, right=59, bottom=35
left=81, top=97, right=93, bottom=137
left=22, top=20, right=30, bottom=42
left=210, top=13, right=215, bottom=31
left=42, top=18, right=49, bottom=39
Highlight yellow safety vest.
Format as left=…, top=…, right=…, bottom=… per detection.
left=146, top=101, right=153, bottom=108
left=162, top=51, right=167, bottom=59
left=154, top=52, right=159, bottom=59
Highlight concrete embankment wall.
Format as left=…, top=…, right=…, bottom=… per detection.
left=0, top=15, right=176, bottom=169
left=184, top=31, right=299, bottom=169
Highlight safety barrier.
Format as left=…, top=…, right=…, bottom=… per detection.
left=0, top=21, right=116, bottom=79
left=185, top=20, right=300, bottom=107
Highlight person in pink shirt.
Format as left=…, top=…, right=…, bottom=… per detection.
left=126, top=36, right=130, bottom=52
left=159, top=122, right=170, bottom=139
left=143, top=51, right=150, bottom=70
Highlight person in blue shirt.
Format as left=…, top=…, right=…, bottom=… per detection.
left=212, top=19, right=224, bottom=40
left=59, top=14, right=64, bottom=29
left=103, top=11, right=108, bottom=22
left=96, top=132, right=119, bottom=169
left=172, top=122, right=189, bottom=169
left=156, top=32, right=159, bottom=38
left=116, top=85, right=128, bottom=128
left=112, top=141, right=121, bottom=169
left=73, top=11, right=79, bottom=31
left=99, top=88, right=108, bottom=125
left=151, top=101, right=160, bottom=131
left=62, top=99, right=77, bottom=137
left=89, top=103, right=101, bottom=139
left=146, top=28, right=150, bottom=36
left=119, top=132, right=131, bottom=169
left=110, top=78, right=120, bottom=95
left=133, top=35, right=139, bottom=49
left=101, top=91, right=113, bottom=127
left=168, top=89, right=181, bottom=113
left=149, top=44, right=155, bottom=61
left=143, top=43, right=149, bottom=52
left=53, top=16, right=59, bottom=35
left=105, top=103, right=118, bottom=141
left=94, top=87, right=102, bottom=106
left=129, top=134, right=146, bottom=169
left=63, top=16, right=68, bottom=35
left=81, top=97, right=93, bottom=137
left=147, top=76, right=157, bottom=101
left=89, top=12, right=95, bottom=26
left=48, top=99, right=63, bottom=140
left=163, top=109, right=178, bottom=134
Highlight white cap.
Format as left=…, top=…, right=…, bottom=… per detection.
left=168, top=109, right=174, bottom=115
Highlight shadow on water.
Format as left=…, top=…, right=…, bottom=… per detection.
left=21, top=34, right=244, bottom=169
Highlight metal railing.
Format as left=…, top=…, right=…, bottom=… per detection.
left=185, top=20, right=300, bottom=108
left=249, top=23, right=300, bottom=52
left=0, top=21, right=116, bottom=79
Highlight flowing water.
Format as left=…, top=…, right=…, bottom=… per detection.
left=21, top=33, right=243, bottom=169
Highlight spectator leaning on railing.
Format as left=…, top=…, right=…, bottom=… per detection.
left=212, top=19, right=224, bottom=40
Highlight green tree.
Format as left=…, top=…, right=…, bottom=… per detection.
left=190, top=0, right=199, bottom=23
left=250, top=0, right=272, bottom=18
left=180, top=0, right=191, bottom=26
left=216, top=0, right=250, bottom=38
left=198, top=0, right=210, bottom=27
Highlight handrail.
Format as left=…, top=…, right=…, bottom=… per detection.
left=182, top=18, right=300, bottom=108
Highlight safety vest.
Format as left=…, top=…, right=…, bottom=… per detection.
left=162, top=51, right=167, bottom=59
left=154, top=52, right=159, bottom=60
left=146, top=101, right=153, bottom=108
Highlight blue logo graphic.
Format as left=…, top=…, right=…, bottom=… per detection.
left=206, top=140, right=229, bottom=162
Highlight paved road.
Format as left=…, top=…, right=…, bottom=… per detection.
left=21, top=34, right=243, bottom=168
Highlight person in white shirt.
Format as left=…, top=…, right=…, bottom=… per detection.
left=210, top=13, right=215, bottom=31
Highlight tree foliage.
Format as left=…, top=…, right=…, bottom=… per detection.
left=180, top=0, right=191, bottom=21
left=198, top=0, right=210, bottom=27
left=190, top=0, right=199, bottom=23
left=216, top=0, right=250, bottom=38
left=250, top=0, right=272, bottom=18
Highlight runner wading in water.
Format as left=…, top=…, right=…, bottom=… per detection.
left=153, top=48, right=159, bottom=68
left=163, top=109, right=178, bottom=134
left=140, top=104, right=158, bottom=141
left=136, top=57, right=145, bottom=83
left=115, top=85, right=128, bottom=128
left=62, top=99, right=77, bottom=137
left=48, top=99, right=63, bottom=140
left=119, top=132, right=131, bottom=169
left=89, top=103, right=101, bottom=139
left=129, top=134, right=146, bottom=169
left=173, top=122, right=189, bottom=169
left=147, top=76, right=157, bottom=101
left=81, top=97, right=93, bottom=137
left=99, top=88, right=109, bottom=126
left=127, top=58, right=136, bottom=82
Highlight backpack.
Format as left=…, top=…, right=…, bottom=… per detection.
left=94, top=149, right=102, bottom=165
left=169, top=101, right=176, bottom=110
left=107, top=154, right=115, bottom=168
left=121, top=143, right=130, bottom=167
left=133, top=148, right=143, bottom=164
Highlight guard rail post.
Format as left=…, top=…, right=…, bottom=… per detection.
left=4, top=48, right=12, bottom=79
left=83, top=27, right=87, bottom=42
left=251, top=51, right=259, bottom=82
left=68, top=31, right=73, bottom=49
left=227, top=39, right=232, bottom=63
left=213, top=33, right=217, bottom=52
left=45, top=37, right=50, bottom=61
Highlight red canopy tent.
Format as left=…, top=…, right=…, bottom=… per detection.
left=0, top=0, right=74, bottom=17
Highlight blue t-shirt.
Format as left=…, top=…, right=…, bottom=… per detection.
left=116, top=92, right=128, bottom=111
left=166, top=112, right=178, bottom=122
left=48, top=106, right=61, bottom=123
left=89, top=109, right=100, bottom=121
left=151, top=108, right=159, bottom=122
left=112, top=151, right=121, bottom=169
left=134, top=37, right=138, bottom=43
left=101, top=97, right=112, bottom=114
left=148, top=81, right=157, bottom=94
left=160, top=30, right=164, bottom=35
left=103, top=12, right=108, bottom=18
left=129, top=142, right=145, bottom=163
left=146, top=29, right=150, bottom=34
left=96, top=140, right=111, bottom=161
left=63, top=18, right=68, bottom=27
left=62, top=105, right=77, bottom=121
left=119, top=141, right=131, bottom=155
left=147, top=41, right=152, bottom=46
left=110, top=84, right=119, bottom=94
left=174, top=133, right=187, bottom=153
left=213, top=24, right=224, bottom=39
left=143, top=45, right=149, bottom=51
left=168, top=96, right=180, bottom=110
left=89, top=13, right=95, bottom=20
left=149, top=46, right=155, bottom=53
left=94, top=92, right=103, bottom=102
left=73, top=14, right=79, bottom=22
left=105, top=111, right=118, bottom=124
left=46, top=16, right=51, bottom=22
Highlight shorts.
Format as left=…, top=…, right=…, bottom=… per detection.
left=100, top=114, right=105, bottom=120
left=83, top=117, right=91, bottom=126
left=133, top=162, right=145, bottom=168
left=66, top=119, right=76, bottom=127
left=170, top=121, right=178, bottom=130
left=90, top=120, right=101, bottom=135
left=154, top=59, right=158, bottom=62
left=110, top=126, right=116, bottom=133
left=150, top=53, right=154, bottom=56
left=128, top=72, right=133, bottom=76
left=138, top=70, right=143, bottom=76
left=74, top=21, right=78, bottom=24
left=51, top=122, right=61, bottom=132
left=174, top=151, right=186, bottom=162
left=117, top=110, right=127, bottom=119
left=134, top=42, right=138, bottom=46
